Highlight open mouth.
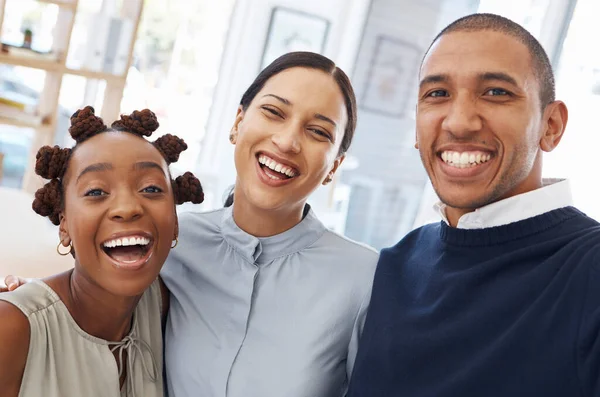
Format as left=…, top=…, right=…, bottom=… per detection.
left=257, top=154, right=299, bottom=181
left=439, top=150, right=493, bottom=169
left=101, top=235, right=153, bottom=268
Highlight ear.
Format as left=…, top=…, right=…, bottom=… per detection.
left=322, top=155, right=346, bottom=185
left=229, top=106, right=245, bottom=145
left=539, top=100, right=568, bottom=152
left=174, top=217, right=179, bottom=240
left=58, top=214, right=71, bottom=246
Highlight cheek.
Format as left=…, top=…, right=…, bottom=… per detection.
left=416, top=112, right=439, bottom=141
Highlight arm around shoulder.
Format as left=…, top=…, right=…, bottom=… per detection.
left=0, top=301, right=31, bottom=397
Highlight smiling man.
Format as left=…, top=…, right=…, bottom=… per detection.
left=347, top=13, right=600, bottom=397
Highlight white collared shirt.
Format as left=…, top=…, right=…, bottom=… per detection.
left=435, top=179, right=574, bottom=229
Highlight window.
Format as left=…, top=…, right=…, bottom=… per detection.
left=544, top=0, right=600, bottom=221
left=120, top=0, right=236, bottom=175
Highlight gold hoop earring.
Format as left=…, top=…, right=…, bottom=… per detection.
left=57, top=242, right=72, bottom=256
left=171, top=238, right=178, bottom=249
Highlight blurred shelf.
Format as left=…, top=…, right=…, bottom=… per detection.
left=0, top=115, right=45, bottom=129
left=0, top=52, right=62, bottom=72
left=0, top=53, right=125, bottom=82
left=65, top=68, right=124, bottom=83
left=36, top=0, right=77, bottom=9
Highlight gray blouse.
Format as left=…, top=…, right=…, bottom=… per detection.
left=160, top=206, right=378, bottom=397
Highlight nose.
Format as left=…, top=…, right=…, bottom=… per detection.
left=441, top=94, right=482, bottom=138
left=271, top=122, right=301, bottom=154
left=107, top=189, right=143, bottom=222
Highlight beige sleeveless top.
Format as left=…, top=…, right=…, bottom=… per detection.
left=0, top=279, right=164, bottom=397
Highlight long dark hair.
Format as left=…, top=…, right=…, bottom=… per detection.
left=225, top=51, right=358, bottom=207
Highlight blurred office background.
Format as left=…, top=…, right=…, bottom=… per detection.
left=0, top=0, right=597, bottom=252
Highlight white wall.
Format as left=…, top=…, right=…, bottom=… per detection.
left=195, top=0, right=371, bottom=209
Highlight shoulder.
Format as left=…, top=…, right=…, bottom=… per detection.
left=173, top=208, right=227, bottom=254
left=0, top=300, right=30, bottom=392
left=177, top=207, right=225, bottom=234
left=319, top=228, right=379, bottom=265
left=382, top=222, right=441, bottom=254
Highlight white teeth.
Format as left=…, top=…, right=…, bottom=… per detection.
left=440, top=150, right=492, bottom=168
left=257, top=154, right=298, bottom=177
left=452, top=152, right=460, bottom=163
left=103, top=236, right=151, bottom=248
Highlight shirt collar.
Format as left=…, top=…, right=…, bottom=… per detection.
left=220, top=204, right=326, bottom=264
left=434, top=178, right=573, bottom=229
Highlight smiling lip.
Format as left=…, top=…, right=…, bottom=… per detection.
left=256, top=151, right=300, bottom=171
left=255, top=151, right=299, bottom=187
left=100, top=230, right=154, bottom=271
left=101, top=230, right=154, bottom=245
left=437, top=152, right=494, bottom=179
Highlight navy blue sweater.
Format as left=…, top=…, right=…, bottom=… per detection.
left=348, top=207, right=600, bottom=397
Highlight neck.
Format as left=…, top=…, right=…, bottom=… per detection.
left=231, top=197, right=305, bottom=238
left=47, top=268, right=141, bottom=342
left=444, top=174, right=545, bottom=228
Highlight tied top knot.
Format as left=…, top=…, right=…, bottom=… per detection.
left=35, top=145, right=72, bottom=180
left=69, top=106, right=107, bottom=143
left=153, top=134, right=188, bottom=164
left=32, top=179, right=62, bottom=225
left=111, top=109, right=159, bottom=137
left=173, top=172, right=204, bottom=205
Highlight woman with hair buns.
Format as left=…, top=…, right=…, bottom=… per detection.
left=3, top=52, right=378, bottom=397
left=0, top=106, right=203, bottom=397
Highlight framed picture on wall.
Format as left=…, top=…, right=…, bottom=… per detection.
left=260, top=7, right=330, bottom=71
left=360, top=35, right=422, bottom=118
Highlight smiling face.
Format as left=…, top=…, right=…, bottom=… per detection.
left=416, top=30, right=567, bottom=223
left=230, top=67, right=347, bottom=214
left=60, top=131, right=177, bottom=297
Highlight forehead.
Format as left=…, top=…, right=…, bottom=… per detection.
left=421, top=30, right=535, bottom=87
left=69, top=132, right=167, bottom=173
left=260, top=67, right=346, bottom=112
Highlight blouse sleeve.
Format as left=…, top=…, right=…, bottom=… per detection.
left=346, top=285, right=373, bottom=386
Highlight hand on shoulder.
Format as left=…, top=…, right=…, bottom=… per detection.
left=0, top=300, right=30, bottom=396
left=0, top=275, right=28, bottom=292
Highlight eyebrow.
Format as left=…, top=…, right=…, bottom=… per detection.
left=263, top=93, right=337, bottom=128
left=76, top=161, right=165, bottom=182
left=419, top=72, right=520, bottom=89
left=133, top=161, right=166, bottom=176
left=315, top=113, right=337, bottom=127
left=478, top=72, right=519, bottom=87
left=419, top=74, right=449, bottom=89
left=77, top=162, right=112, bottom=182
left=263, top=94, right=291, bottom=105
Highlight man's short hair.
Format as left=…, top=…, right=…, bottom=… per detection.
left=425, top=13, right=555, bottom=108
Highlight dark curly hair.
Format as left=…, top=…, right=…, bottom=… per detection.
left=32, top=106, right=204, bottom=226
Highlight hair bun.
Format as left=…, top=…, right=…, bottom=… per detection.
left=111, top=109, right=159, bottom=137
left=153, top=134, right=188, bottom=164
left=32, top=179, right=62, bottom=225
left=69, top=106, right=107, bottom=142
left=173, top=172, right=204, bottom=205
left=35, top=145, right=71, bottom=180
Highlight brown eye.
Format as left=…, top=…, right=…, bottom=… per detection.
left=141, top=186, right=163, bottom=194
left=427, top=90, right=449, bottom=98
left=84, top=188, right=107, bottom=197
left=484, top=88, right=510, bottom=96
left=309, top=128, right=332, bottom=141
left=262, top=107, right=283, bottom=118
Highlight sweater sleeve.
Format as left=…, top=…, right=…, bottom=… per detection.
left=577, top=250, right=600, bottom=397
